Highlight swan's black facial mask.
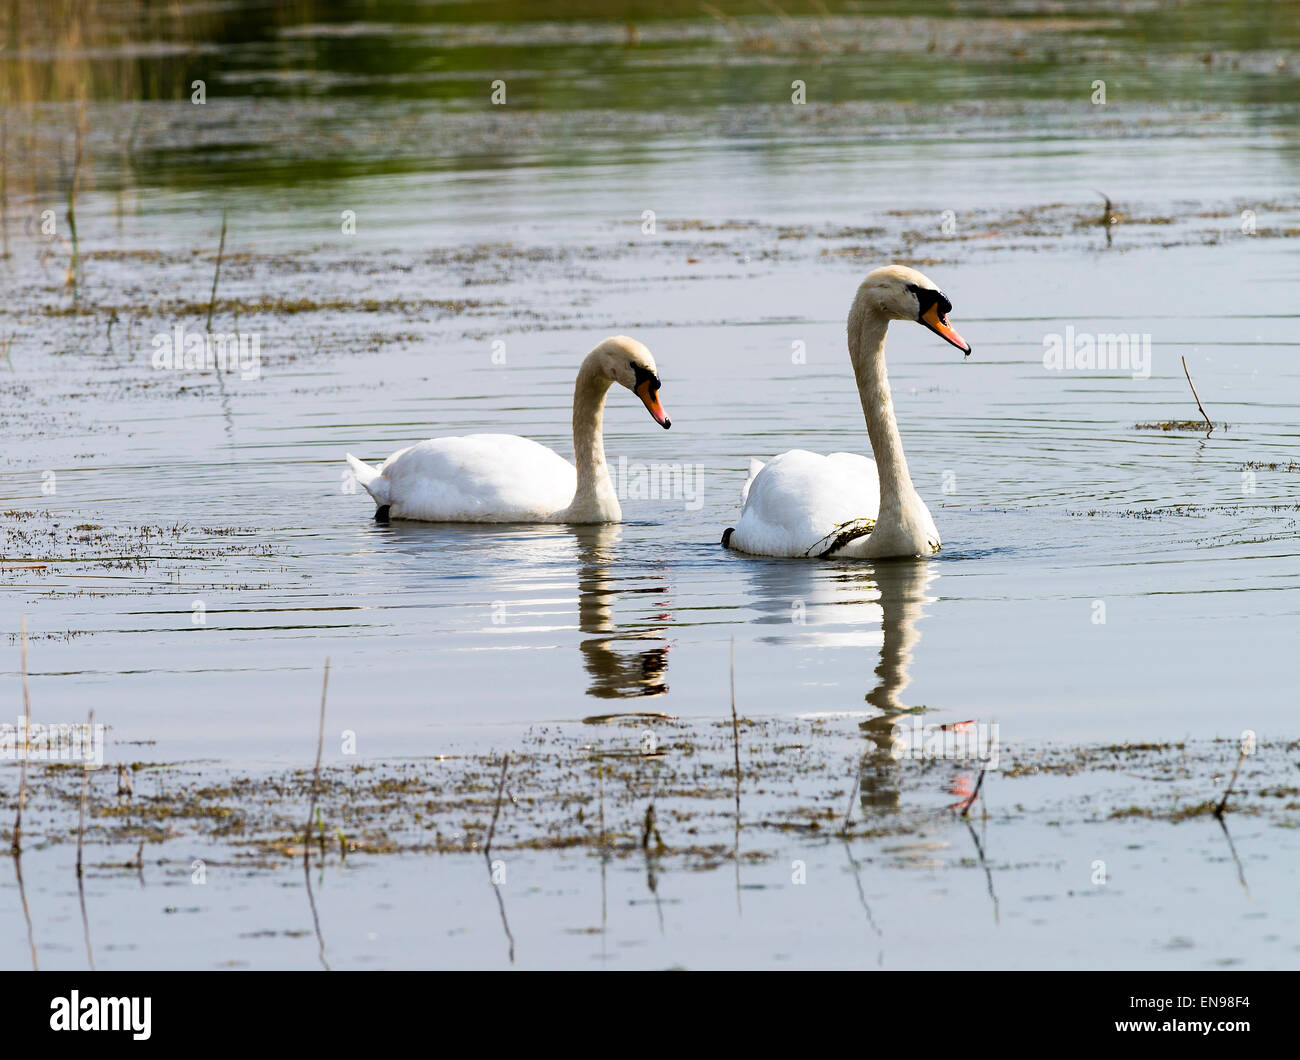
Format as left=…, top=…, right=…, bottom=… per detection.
left=632, top=362, right=671, bottom=429
left=907, top=283, right=971, bottom=356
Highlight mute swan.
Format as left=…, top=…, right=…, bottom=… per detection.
left=345, top=336, right=670, bottom=523
left=722, top=265, right=970, bottom=559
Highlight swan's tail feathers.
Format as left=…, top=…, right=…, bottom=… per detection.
left=721, top=527, right=735, bottom=549
left=740, top=458, right=766, bottom=505
left=345, top=454, right=390, bottom=506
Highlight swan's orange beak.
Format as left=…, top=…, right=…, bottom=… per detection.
left=635, top=379, right=671, bottom=429
left=921, top=304, right=972, bottom=356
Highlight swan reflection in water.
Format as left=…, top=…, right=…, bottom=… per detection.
left=571, top=524, right=670, bottom=699
left=855, top=561, right=988, bottom=815
left=857, top=560, right=933, bottom=812
left=743, top=555, right=938, bottom=812
left=373, top=521, right=670, bottom=700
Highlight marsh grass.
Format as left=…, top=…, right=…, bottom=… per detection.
left=1135, top=420, right=1229, bottom=432
left=1, top=109, right=9, bottom=260
left=64, top=100, right=86, bottom=297
left=0, top=0, right=219, bottom=261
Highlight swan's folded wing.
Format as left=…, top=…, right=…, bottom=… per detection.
left=825, top=452, right=881, bottom=488
left=381, top=434, right=576, bottom=521
left=729, top=449, right=880, bottom=557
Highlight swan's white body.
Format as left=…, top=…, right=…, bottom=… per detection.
left=348, top=434, right=577, bottom=523
left=734, top=451, right=881, bottom=557
left=346, top=337, right=669, bottom=524
left=725, top=265, right=969, bottom=560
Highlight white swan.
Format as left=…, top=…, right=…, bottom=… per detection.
left=345, top=336, right=670, bottom=523
left=722, top=265, right=970, bottom=559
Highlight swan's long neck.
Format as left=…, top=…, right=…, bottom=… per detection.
left=848, top=307, right=915, bottom=509
left=565, top=357, right=621, bottom=522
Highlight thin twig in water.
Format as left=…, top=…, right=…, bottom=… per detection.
left=641, top=810, right=667, bottom=936
left=641, top=737, right=668, bottom=934
left=1215, top=816, right=1251, bottom=899
left=12, top=615, right=31, bottom=854
left=964, top=819, right=1000, bottom=924
left=206, top=219, right=236, bottom=441
left=1181, top=355, right=1213, bottom=434
left=484, top=754, right=516, bottom=963
left=595, top=751, right=608, bottom=951
left=1094, top=189, right=1118, bottom=247
left=66, top=101, right=85, bottom=297
left=206, top=211, right=228, bottom=332
left=300, top=661, right=332, bottom=972
left=640, top=803, right=665, bottom=851
left=77, top=877, right=96, bottom=972
left=598, top=815, right=608, bottom=962
left=12, top=852, right=37, bottom=969
left=485, top=753, right=509, bottom=857
left=1214, top=747, right=1245, bottom=819
left=76, top=708, right=96, bottom=971
left=730, top=637, right=742, bottom=910
left=730, top=637, right=741, bottom=819
left=959, top=768, right=987, bottom=817
left=303, top=856, right=330, bottom=971
left=304, top=658, right=329, bottom=867
left=841, top=764, right=860, bottom=835
left=841, top=839, right=883, bottom=939
left=597, top=759, right=606, bottom=850
left=76, top=709, right=93, bottom=877
left=641, top=712, right=670, bottom=922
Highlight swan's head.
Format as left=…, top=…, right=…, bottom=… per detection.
left=857, top=265, right=972, bottom=356
left=593, top=335, right=671, bottom=429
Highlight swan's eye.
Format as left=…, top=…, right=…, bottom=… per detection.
left=631, top=362, right=659, bottom=390
left=905, top=283, right=954, bottom=323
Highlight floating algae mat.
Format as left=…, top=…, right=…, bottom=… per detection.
left=2, top=716, right=1297, bottom=969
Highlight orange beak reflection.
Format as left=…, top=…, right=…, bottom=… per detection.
left=635, top=379, right=671, bottom=429
left=921, top=304, right=972, bottom=355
